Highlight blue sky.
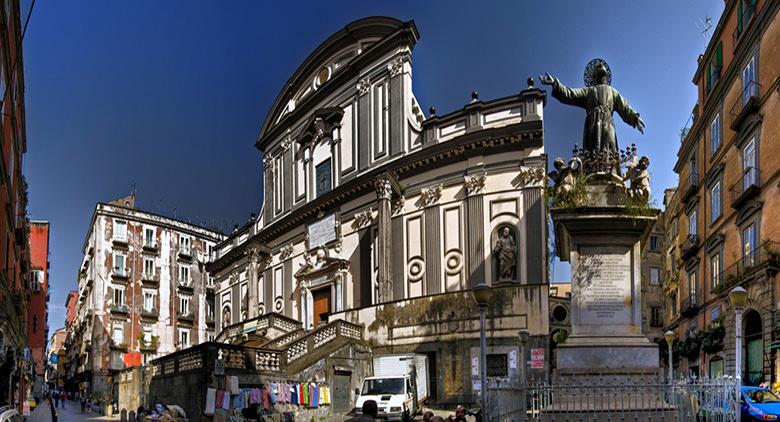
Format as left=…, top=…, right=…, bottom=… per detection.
left=22, top=1, right=724, bottom=331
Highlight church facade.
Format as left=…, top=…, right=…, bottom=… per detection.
left=209, top=17, right=550, bottom=404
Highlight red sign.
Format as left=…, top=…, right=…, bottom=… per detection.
left=124, top=352, right=142, bottom=367
left=530, top=348, right=545, bottom=369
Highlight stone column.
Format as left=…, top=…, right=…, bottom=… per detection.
left=375, top=177, right=393, bottom=303
left=464, top=171, right=486, bottom=287
left=247, top=247, right=260, bottom=319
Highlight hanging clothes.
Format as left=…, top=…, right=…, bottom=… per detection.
left=290, top=384, right=298, bottom=405
left=250, top=388, right=262, bottom=405
left=310, top=383, right=319, bottom=409
left=205, top=388, right=216, bottom=415
left=228, top=376, right=240, bottom=394
left=262, top=385, right=272, bottom=412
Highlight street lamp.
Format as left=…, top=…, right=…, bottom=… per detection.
left=518, top=329, right=529, bottom=387
left=730, top=286, right=748, bottom=422
left=664, top=330, right=675, bottom=385
left=472, top=283, right=494, bottom=416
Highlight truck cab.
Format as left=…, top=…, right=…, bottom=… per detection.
left=355, top=375, right=417, bottom=421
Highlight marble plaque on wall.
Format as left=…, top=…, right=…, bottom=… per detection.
left=307, top=213, right=336, bottom=249
left=572, top=246, right=632, bottom=327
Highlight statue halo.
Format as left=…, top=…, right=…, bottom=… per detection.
left=584, top=58, right=612, bottom=87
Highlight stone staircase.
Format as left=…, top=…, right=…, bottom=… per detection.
left=215, top=312, right=302, bottom=344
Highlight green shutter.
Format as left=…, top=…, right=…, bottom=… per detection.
left=738, top=0, right=743, bottom=34
left=706, top=64, right=711, bottom=94
left=716, top=42, right=723, bottom=69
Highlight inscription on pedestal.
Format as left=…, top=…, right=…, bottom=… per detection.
left=573, top=247, right=632, bottom=328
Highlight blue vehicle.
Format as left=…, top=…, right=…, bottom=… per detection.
left=741, top=386, right=780, bottom=421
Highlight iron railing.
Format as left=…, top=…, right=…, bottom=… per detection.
left=485, top=376, right=738, bottom=421
left=716, top=240, right=780, bottom=294
left=681, top=234, right=700, bottom=260
left=729, top=80, right=760, bottom=129
left=729, top=167, right=759, bottom=208
left=681, top=171, right=699, bottom=200
left=681, top=292, right=701, bottom=317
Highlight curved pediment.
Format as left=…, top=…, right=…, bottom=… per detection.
left=257, top=16, right=418, bottom=150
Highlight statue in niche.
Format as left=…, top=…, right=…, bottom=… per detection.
left=540, top=59, right=645, bottom=159
left=493, top=226, right=517, bottom=281
left=222, top=307, right=231, bottom=329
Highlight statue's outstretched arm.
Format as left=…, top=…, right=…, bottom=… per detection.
left=551, top=78, right=588, bottom=108
left=613, top=88, right=645, bottom=133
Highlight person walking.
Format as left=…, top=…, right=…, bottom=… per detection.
left=51, top=390, right=60, bottom=409
left=80, top=392, right=87, bottom=413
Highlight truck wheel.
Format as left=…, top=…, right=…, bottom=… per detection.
left=402, top=410, right=412, bottom=422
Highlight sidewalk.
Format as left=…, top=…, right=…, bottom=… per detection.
left=44, top=399, right=118, bottom=422
left=25, top=399, right=52, bottom=422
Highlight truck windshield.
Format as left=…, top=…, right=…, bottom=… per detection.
left=362, top=378, right=405, bottom=395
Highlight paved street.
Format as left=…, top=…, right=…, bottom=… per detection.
left=26, top=399, right=118, bottom=422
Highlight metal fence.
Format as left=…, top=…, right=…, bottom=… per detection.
left=485, top=376, right=738, bottom=422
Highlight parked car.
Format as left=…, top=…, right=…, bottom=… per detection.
left=741, top=386, right=780, bottom=421
left=0, top=406, right=22, bottom=422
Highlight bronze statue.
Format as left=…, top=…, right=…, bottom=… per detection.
left=493, top=227, right=516, bottom=280
left=624, top=155, right=651, bottom=199
left=540, top=59, right=645, bottom=156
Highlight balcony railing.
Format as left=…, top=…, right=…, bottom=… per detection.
left=681, top=234, right=700, bottom=260
left=110, top=305, right=129, bottom=315
left=113, top=267, right=129, bottom=279
left=730, top=167, right=760, bottom=209
left=715, top=241, right=780, bottom=294
left=732, top=1, right=757, bottom=51
left=141, top=308, right=159, bottom=319
left=178, top=313, right=194, bottom=323
left=139, top=337, right=159, bottom=352
left=681, top=171, right=699, bottom=201
left=143, top=240, right=158, bottom=252
left=681, top=293, right=700, bottom=317
left=179, top=245, right=192, bottom=258
left=141, top=273, right=159, bottom=286
left=729, top=80, right=761, bottom=130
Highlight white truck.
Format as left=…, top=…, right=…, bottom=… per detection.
left=354, top=354, right=429, bottom=421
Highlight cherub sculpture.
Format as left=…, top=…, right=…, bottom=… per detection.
left=548, top=157, right=583, bottom=198
left=624, top=155, right=651, bottom=199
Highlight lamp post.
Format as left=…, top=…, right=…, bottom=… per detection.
left=518, top=329, right=530, bottom=422
left=472, top=283, right=493, bottom=417
left=664, top=330, right=675, bottom=385
left=729, top=286, right=748, bottom=422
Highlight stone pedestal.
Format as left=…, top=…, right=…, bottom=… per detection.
left=551, top=182, right=660, bottom=374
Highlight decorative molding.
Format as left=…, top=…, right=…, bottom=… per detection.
left=280, top=137, right=292, bottom=152
left=352, top=209, right=375, bottom=230
left=387, top=57, right=404, bottom=77
left=463, top=172, right=487, bottom=196
left=444, top=250, right=464, bottom=276
left=420, top=184, right=443, bottom=206
left=313, top=118, right=326, bottom=141
left=375, top=178, right=392, bottom=201
left=515, top=167, right=546, bottom=187
left=391, top=196, right=405, bottom=216
left=357, top=78, right=371, bottom=96
left=263, top=155, right=275, bottom=174
left=407, top=257, right=425, bottom=282
left=279, top=244, right=294, bottom=260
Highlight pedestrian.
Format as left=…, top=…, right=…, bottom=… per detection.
left=60, top=391, right=66, bottom=409
left=52, top=390, right=60, bottom=409
left=80, top=392, right=87, bottom=413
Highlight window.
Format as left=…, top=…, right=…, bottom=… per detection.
left=650, top=306, right=663, bottom=327
left=710, top=112, right=722, bottom=154
left=207, top=301, right=214, bottom=319
left=142, top=353, right=155, bottom=366
left=144, top=227, right=155, bottom=248
left=113, top=286, right=125, bottom=307
left=710, top=252, right=722, bottom=290
left=207, top=275, right=215, bottom=287
left=486, top=353, right=509, bottom=377
left=315, top=158, right=332, bottom=198
left=711, top=306, right=722, bottom=321
left=670, top=292, right=678, bottom=316
left=649, top=236, right=661, bottom=252
left=689, top=211, right=698, bottom=237
left=710, top=181, right=722, bottom=222
left=143, top=258, right=155, bottom=278
left=114, top=220, right=127, bottom=242
left=207, top=333, right=215, bottom=342
left=705, top=42, right=722, bottom=94
left=180, top=236, right=191, bottom=255
left=274, top=155, right=283, bottom=214
left=111, top=351, right=124, bottom=370
left=143, top=290, right=155, bottom=311
left=180, top=295, right=191, bottom=316
left=688, top=271, right=698, bottom=298
left=31, top=270, right=43, bottom=292
left=742, top=55, right=756, bottom=105
left=742, top=137, right=757, bottom=189
left=207, top=244, right=215, bottom=261
left=112, top=323, right=124, bottom=344
left=743, top=224, right=757, bottom=266
left=179, top=265, right=190, bottom=285
left=179, top=329, right=190, bottom=348
left=649, top=267, right=661, bottom=285
left=113, top=253, right=126, bottom=276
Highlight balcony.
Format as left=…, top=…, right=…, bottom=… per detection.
left=715, top=241, right=780, bottom=295
left=732, top=1, right=757, bottom=52
left=681, top=171, right=699, bottom=202
left=139, top=336, right=159, bottom=352
left=179, top=246, right=193, bottom=260
left=729, top=80, right=761, bottom=131
left=112, top=236, right=128, bottom=248
left=730, top=167, right=760, bottom=209
left=141, top=308, right=159, bottom=320
left=177, top=279, right=194, bottom=292
left=109, top=304, right=130, bottom=315
left=143, top=241, right=159, bottom=254
left=206, top=315, right=215, bottom=327
left=681, top=234, right=700, bottom=260
left=109, top=341, right=129, bottom=352
left=112, top=267, right=130, bottom=282
left=178, top=313, right=195, bottom=323
left=681, top=293, right=700, bottom=317
left=141, top=272, right=159, bottom=287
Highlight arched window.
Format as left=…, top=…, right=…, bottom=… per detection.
left=491, top=224, right=519, bottom=282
